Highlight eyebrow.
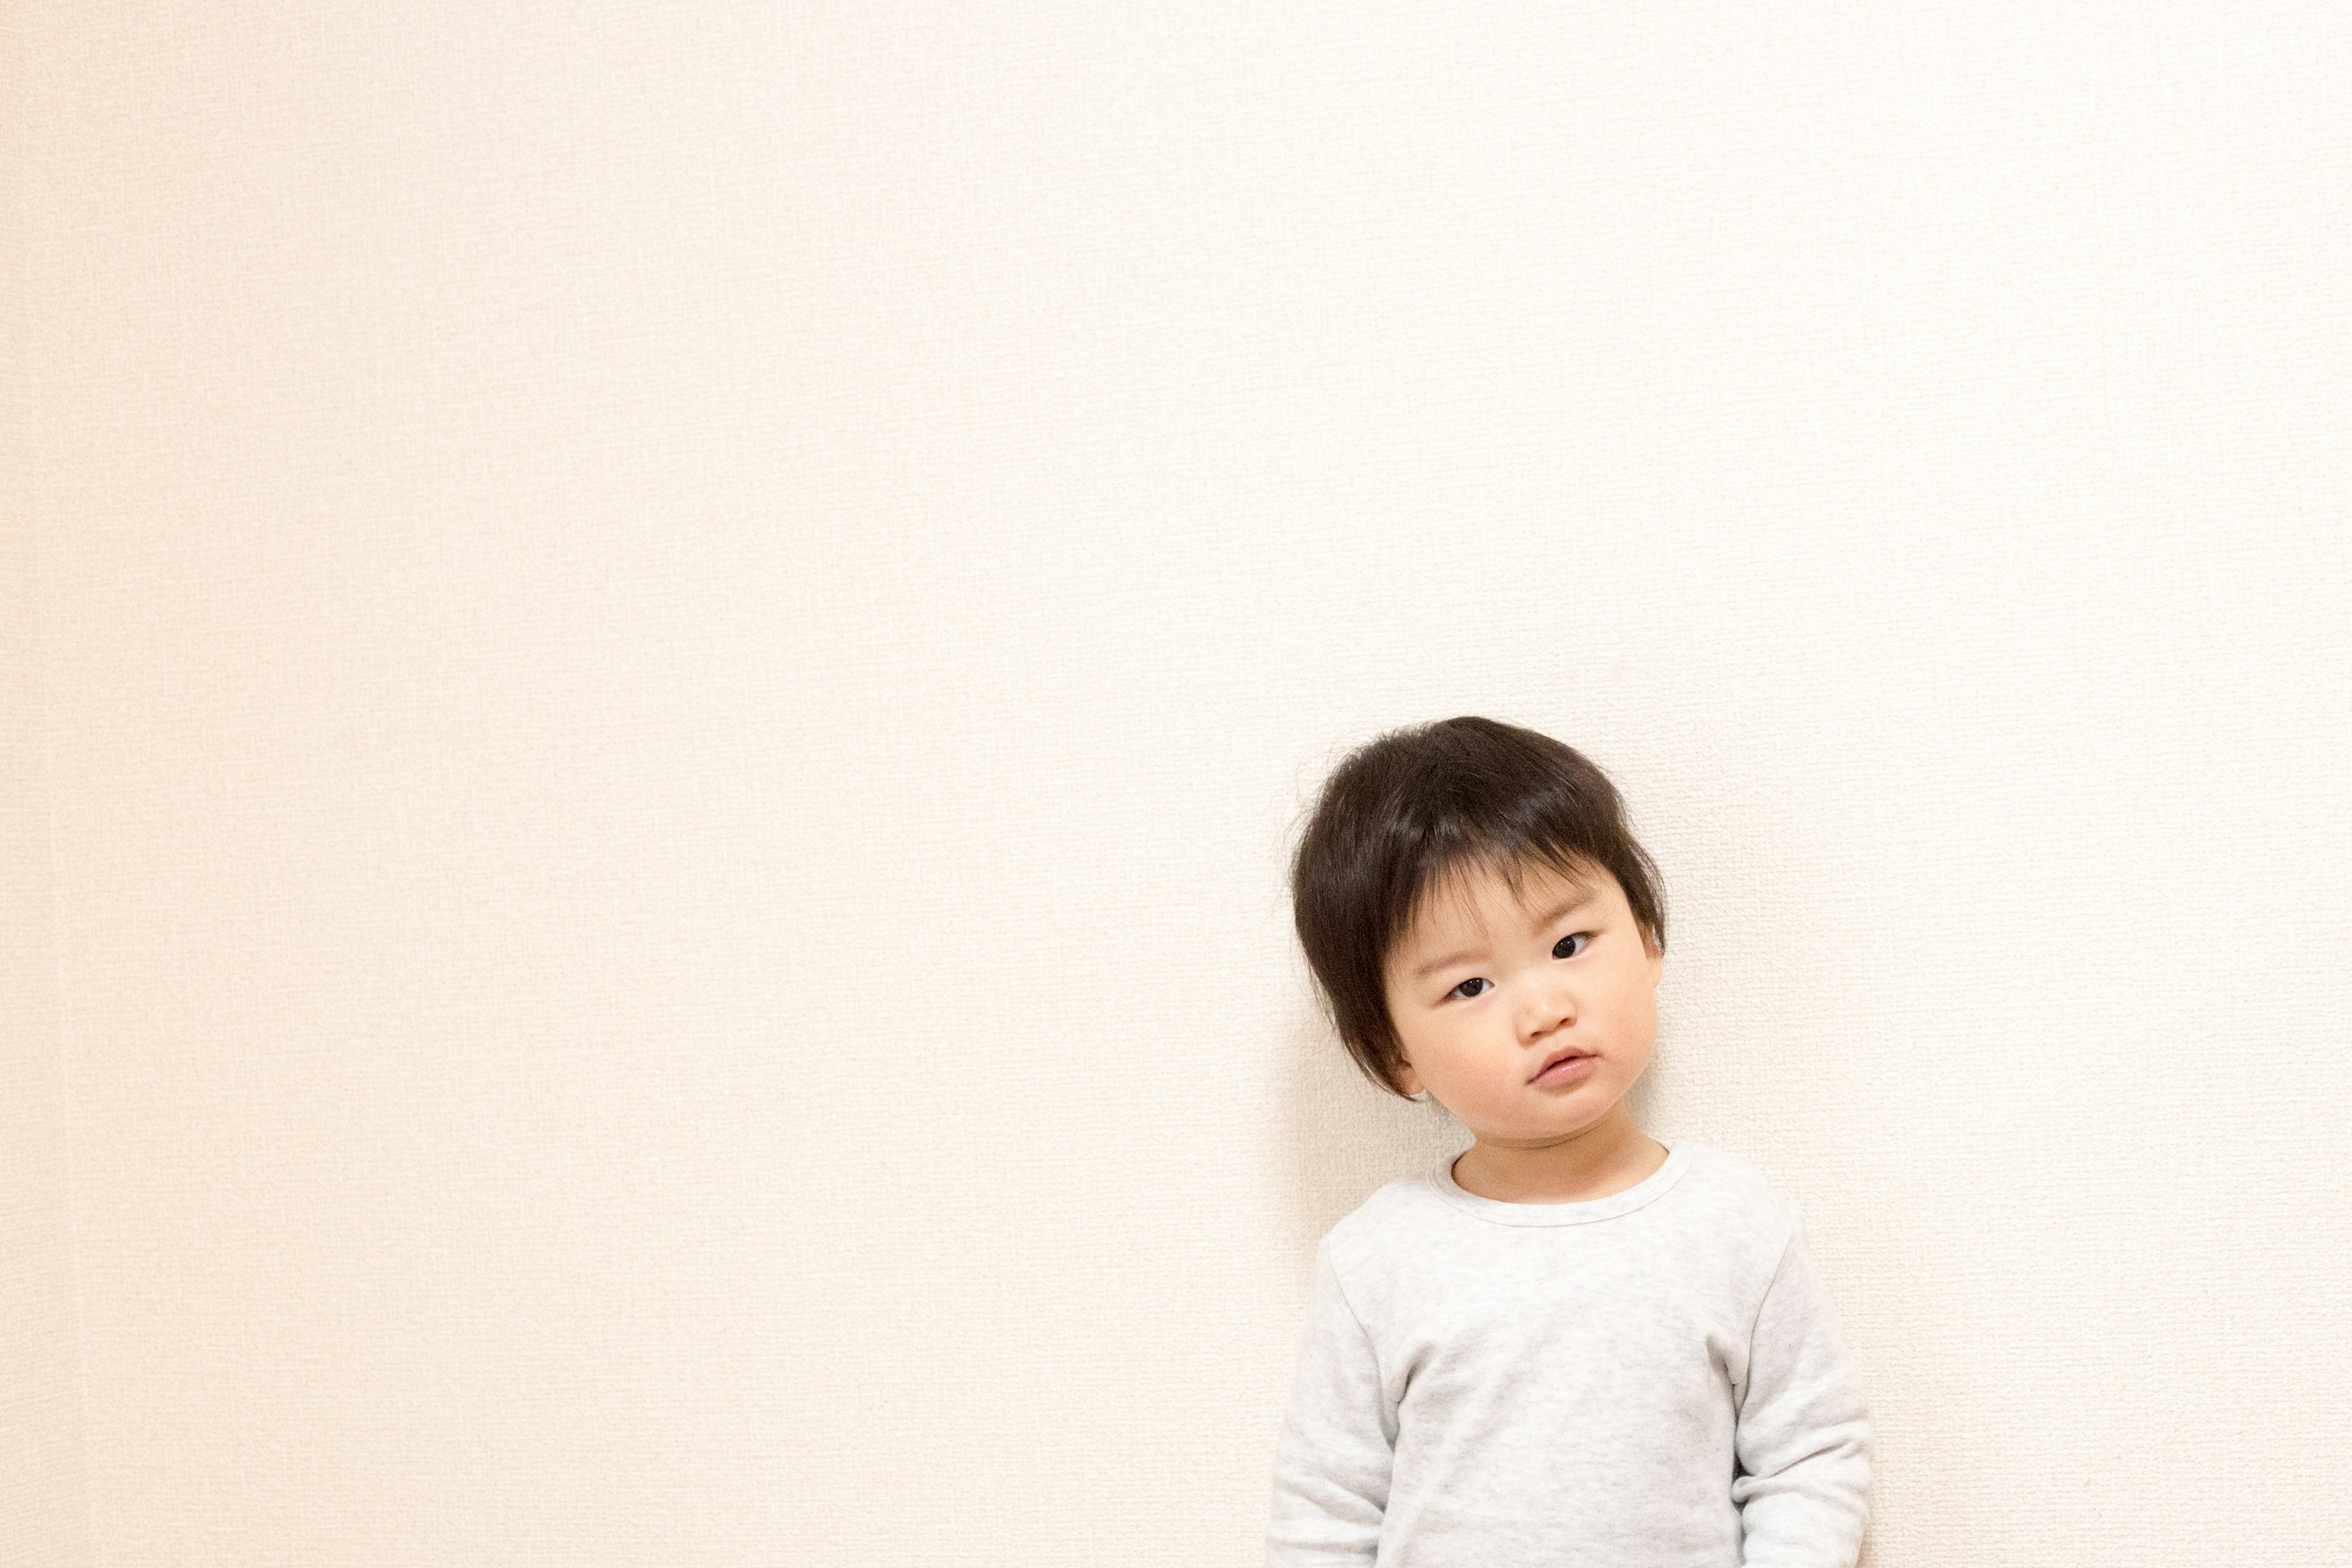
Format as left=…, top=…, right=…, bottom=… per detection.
left=1408, top=883, right=1599, bottom=979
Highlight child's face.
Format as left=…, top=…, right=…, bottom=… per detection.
left=1380, top=856, right=1664, bottom=1143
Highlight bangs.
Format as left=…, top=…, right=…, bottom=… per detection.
left=1390, top=837, right=1608, bottom=954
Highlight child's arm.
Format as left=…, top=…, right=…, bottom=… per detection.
left=1732, top=1205, right=1875, bottom=1567
left=1266, top=1235, right=1393, bottom=1567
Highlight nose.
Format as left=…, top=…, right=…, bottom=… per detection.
left=1518, top=977, right=1575, bottom=1042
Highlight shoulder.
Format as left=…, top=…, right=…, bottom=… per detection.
left=1316, top=1168, right=1455, bottom=1278
left=1661, top=1140, right=1804, bottom=1257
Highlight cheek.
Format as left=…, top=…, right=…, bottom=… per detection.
left=1599, top=980, right=1657, bottom=1041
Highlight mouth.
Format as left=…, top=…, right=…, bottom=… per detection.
left=1529, top=1047, right=1597, bottom=1085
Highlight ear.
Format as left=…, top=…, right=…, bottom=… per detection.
left=1392, top=1058, right=1423, bottom=1099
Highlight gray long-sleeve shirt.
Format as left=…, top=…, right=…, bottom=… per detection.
left=1267, top=1139, right=1872, bottom=1567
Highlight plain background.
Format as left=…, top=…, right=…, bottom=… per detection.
left=7, top=3, right=2350, bottom=1564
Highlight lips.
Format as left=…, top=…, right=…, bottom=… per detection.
left=1529, top=1047, right=1595, bottom=1083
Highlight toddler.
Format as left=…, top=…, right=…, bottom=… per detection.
left=1268, top=717, right=1872, bottom=1567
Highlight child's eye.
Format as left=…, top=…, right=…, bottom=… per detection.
left=1554, top=932, right=1591, bottom=960
left=1447, top=977, right=1492, bottom=1001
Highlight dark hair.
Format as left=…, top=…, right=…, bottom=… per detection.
left=1289, top=716, right=1667, bottom=1099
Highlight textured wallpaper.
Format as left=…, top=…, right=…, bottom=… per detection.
left=10, top=3, right=2351, bottom=1564
left=5, top=6, right=94, bottom=1558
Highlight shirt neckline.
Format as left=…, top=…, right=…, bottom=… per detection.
left=1429, top=1137, right=1698, bottom=1227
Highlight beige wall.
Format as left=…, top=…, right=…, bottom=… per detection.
left=1, top=536, right=90, bottom=1568
left=4, top=2, right=94, bottom=1558
left=9, top=3, right=2351, bottom=1564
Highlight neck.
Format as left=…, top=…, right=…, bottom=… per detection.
left=1453, top=1102, right=1665, bottom=1205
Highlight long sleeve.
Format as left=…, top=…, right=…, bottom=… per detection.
left=1267, top=1235, right=1394, bottom=1567
left=1731, top=1206, right=1874, bottom=1567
